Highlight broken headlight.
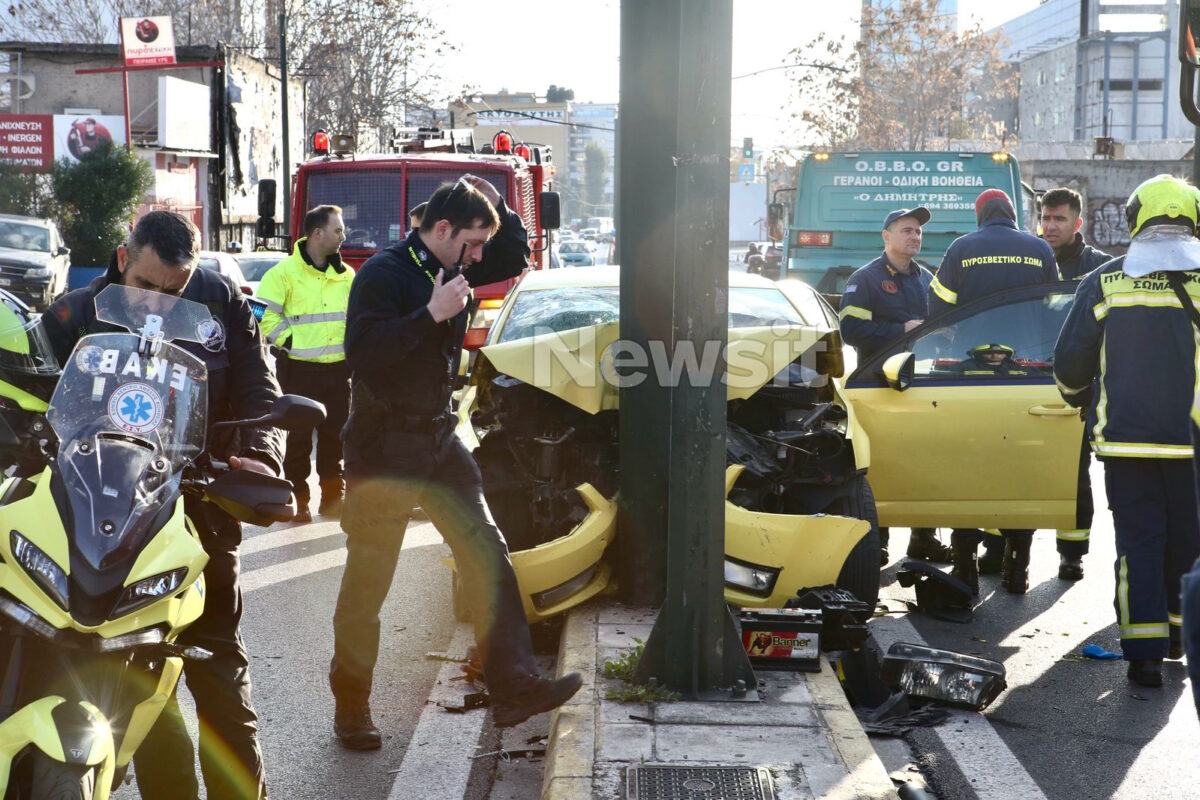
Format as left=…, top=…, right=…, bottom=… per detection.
left=880, top=642, right=1006, bottom=710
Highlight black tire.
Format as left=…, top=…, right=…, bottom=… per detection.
left=827, top=475, right=881, bottom=608
left=29, top=751, right=94, bottom=800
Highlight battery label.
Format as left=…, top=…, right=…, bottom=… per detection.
left=743, top=629, right=819, bottom=660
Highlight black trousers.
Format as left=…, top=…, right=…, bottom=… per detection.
left=331, top=427, right=539, bottom=703
left=134, top=501, right=265, bottom=800
left=1056, top=432, right=1094, bottom=558
left=279, top=358, right=350, bottom=501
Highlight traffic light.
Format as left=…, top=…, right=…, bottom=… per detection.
left=742, top=137, right=754, bottom=160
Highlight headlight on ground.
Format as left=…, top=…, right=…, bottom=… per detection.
left=11, top=530, right=69, bottom=610
left=880, top=641, right=1007, bottom=710
left=531, top=562, right=601, bottom=611
left=111, top=567, right=188, bottom=618
left=723, top=557, right=780, bottom=597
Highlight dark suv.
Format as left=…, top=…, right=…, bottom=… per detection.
left=0, top=215, right=70, bottom=308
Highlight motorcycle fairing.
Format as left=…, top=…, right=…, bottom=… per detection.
left=0, top=697, right=115, bottom=795
left=114, top=656, right=183, bottom=765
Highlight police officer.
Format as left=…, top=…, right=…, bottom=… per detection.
left=329, top=176, right=582, bottom=749
left=1040, top=187, right=1109, bottom=581
left=41, top=211, right=281, bottom=800
left=840, top=206, right=950, bottom=564
left=257, top=205, right=352, bottom=522
left=931, top=188, right=1059, bottom=594
left=1055, top=174, right=1200, bottom=688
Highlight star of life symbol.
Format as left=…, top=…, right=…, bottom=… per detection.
left=107, top=382, right=164, bottom=434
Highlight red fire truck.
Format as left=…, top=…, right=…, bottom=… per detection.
left=277, top=127, right=560, bottom=349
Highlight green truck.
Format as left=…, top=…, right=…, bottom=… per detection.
left=777, top=151, right=1036, bottom=302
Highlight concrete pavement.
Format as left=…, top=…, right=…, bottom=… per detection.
left=541, top=600, right=898, bottom=800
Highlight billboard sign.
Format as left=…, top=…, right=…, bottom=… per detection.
left=120, top=16, right=177, bottom=67
left=0, top=115, right=54, bottom=171
left=53, top=115, right=127, bottom=164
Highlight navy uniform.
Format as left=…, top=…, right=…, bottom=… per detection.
left=931, top=189, right=1059, bottom=595
left=43, top=252, right=282, bottom=800
left=1054, top=174, right=1200, bottom=687
left=841, top=207, right=949, bottom=565
left=1054, top=231, right=1110, bottom=281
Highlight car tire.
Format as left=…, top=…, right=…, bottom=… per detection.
left=827, top=475, right=881, bottom=607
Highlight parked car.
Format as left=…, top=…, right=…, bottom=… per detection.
left=558, top=241, right=597, bottom=267
left=450, top=266, right=876, bottom=622
left=579, top=227, right=599, bottom=241
left=0, top=214, right=71, bottom=308
left=233, top=250, right=287, bottom=296
left=196, top=250, right=253, bottom=295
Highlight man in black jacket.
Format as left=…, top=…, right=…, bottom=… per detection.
left=329, top=176, right=581, bottom=750
left=42, top=211, right=282, bottom=800
left=1040, top=186, right=1108, bottom=581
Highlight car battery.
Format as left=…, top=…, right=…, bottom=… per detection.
left=737, top=608, right=823, bottom=672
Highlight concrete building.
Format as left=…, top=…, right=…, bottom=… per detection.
left=0, top=42, right=304, bottom=248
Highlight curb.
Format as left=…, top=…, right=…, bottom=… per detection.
left=807, top=658, right=899, bottom=799
left=541, top=604, right=597, bottom=800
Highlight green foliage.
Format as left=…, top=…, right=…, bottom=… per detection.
left=601, top=638, right=680, bottom=704
left=50, top=141, right=152, bottom=266
left=0, top=164, right=50, bottom=217
left=546, top=85, right=575, bottom=103
left=583, top=141, right=608, bottom=208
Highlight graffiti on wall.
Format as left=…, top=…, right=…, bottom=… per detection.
left=1087, top=199, right=1130, bottom=253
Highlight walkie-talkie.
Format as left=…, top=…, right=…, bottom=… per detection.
left=443, top=243, right=467, bottom=282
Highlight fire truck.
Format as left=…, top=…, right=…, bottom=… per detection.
left=268, top=127, right=560, bottom=349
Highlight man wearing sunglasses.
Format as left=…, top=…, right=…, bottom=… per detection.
left=329, top=175, right=582, bottom=749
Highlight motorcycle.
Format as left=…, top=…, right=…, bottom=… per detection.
left=0, top=284, right=323, bottom=799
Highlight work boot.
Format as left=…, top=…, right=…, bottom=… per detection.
left=978, top=535, right=1005, bottom=575
left=492, top=673, right=583, bottom=728
left=1001, top=537, right=1031, bottom=594
left=293, top=497, right=312, bottom=524
left=906, top=528, right=952, bottom=563
left=879, top=527, right=889, bottom=566
left=319, top=479, right=345, bottom=518
left=949, top=539, right=979, bottom=597
left=333, top=701, right=382, bottom=750
left=1127, top=658, right=1163, bottom=687
left=1058, top=554, right=1084, bottom=581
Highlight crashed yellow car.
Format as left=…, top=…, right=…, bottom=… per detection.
left=450, top=267, right=877, bottom=623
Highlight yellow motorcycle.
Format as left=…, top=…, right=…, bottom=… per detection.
left=0, top=285, right=321, bottom=799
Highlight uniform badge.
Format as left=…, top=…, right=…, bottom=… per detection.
left=108, top=382, right=164, bottom=435
left=881, top=280, right=898, bottom=294
left=197, top=317, right=226, bottom=352
left=418, top=250, right=428, bottom=262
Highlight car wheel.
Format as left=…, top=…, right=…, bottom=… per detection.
left=825, top=475, right=881, bottom=607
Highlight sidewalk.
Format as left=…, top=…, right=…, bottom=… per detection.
left=541, top=600, right=898, bottom=800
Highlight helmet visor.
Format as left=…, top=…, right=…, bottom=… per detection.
left=0, top=303, right=59, bottom=376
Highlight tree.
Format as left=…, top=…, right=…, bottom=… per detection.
left=50, top=141, right=152, bottom=266
left=546, top=85, right=575, bottom=103
left=583, top=141, right=608, bottom=208
left=0, top=165, right=51, bottom=218
left=787, top=0, right=1016, bottom=150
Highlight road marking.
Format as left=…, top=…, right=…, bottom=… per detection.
left=241, top=522, right=345, bottom=555
left=388, top=623, right=483, bottom=800
left=241, top=523, right=445, bottom=594
left=870, top=616, right=1050, bottom=800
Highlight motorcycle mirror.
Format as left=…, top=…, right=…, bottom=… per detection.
left=209, top=394, right=327, bottom=434
left=203, top=469, right=297, bottom=526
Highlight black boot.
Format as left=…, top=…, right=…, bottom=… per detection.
left=319, top=478, right=345, bottom=518
left=978, top=534, right=1005, bottom=575
left=1127, top=658, right=1163, bottom=687
left=949, top=539, right=979, bottom=597
left=330, top=665, right=381, bottom=750
left=879, top=527, right=890, bottom=566
left=293, top=496, right=312, bottom=524
left=1001, top=537, right=1031, bottom=594
left=906, top=528, right=953, bottom=563
left=1058, top=553, right=1084, bottom=581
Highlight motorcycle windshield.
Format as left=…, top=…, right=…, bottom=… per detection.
left=46, top=290, right=210, bottom=572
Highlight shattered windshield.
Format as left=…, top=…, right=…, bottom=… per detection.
left=498, top=286, right=804, bottom=343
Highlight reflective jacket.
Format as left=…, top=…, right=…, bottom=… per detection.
left=1054, top=257, right=1200, bottom=459
left=839, top=254, right=933, bottom=359
left=256, top=238, right=353, bottom=363
left=929, top=212, right=1058, bottom=318
left=1052, top=232, right=1110, bottom=281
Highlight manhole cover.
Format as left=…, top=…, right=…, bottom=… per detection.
left=626, top=765, right=775, bottom=799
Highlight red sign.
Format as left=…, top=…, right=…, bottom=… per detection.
left=120, top=16, right=177, bottom=67
left=0, top=115, right=54, bottom=172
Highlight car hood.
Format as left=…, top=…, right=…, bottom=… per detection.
left=477, top=320, right=837, bottom=415
left=0, top=247, right=52, bottom=267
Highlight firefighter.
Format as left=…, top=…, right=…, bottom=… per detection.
left=1041, top=187, right=1109, bottom=581
left=951, top=343, right=1028, bottom=377
left=1054, top=174, right=1200, bottom=687
left=931, top=189, right=1059, bottom=594
left=841, top=206, right=950, bottom=564
left=257, top=205, right=352, bottom=522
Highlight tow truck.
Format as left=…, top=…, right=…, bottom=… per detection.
left=261, top=127, right=560, bottom=349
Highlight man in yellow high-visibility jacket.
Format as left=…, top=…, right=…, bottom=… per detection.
left=257, top=205, right=352, bottom=522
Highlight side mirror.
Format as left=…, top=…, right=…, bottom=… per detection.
left=257, top=179, right=277, bottom=219
left=1180, top=0, right=1200, bottom=124
left=269, top=394, right=327, bottom=431
left=539, top=191, right=561, bottom=230
left=768, top=202, right=785, bottom=241
left=57, top=246, right=70, bottom=257
left=881, top=351, right=915, bottom=391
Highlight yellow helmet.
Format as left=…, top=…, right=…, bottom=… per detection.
left=968, top=343, right=1015, bottom=359
left=1125, top=174, right=1200, bottom=237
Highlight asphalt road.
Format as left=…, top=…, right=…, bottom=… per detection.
left=874, top=460, right=1199, bottom=800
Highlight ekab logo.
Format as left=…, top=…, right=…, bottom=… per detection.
left=107, top=382, right=164, bottom=435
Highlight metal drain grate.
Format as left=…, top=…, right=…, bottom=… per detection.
left=626, top=765, right=775, bottom=800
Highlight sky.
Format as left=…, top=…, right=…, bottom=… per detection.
left=423, top=0, right=1044, bottom=149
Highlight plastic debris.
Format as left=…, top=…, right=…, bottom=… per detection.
left=1081, top=644, right=1121, bottom=660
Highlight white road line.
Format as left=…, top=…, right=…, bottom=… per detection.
left=870, top=615, right=1050, bottom=800
left=388, top=623, right=483, bottom=800
left=241, top=522, right=345, bottom=555
left=240, top=523, right=445, bottom=594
